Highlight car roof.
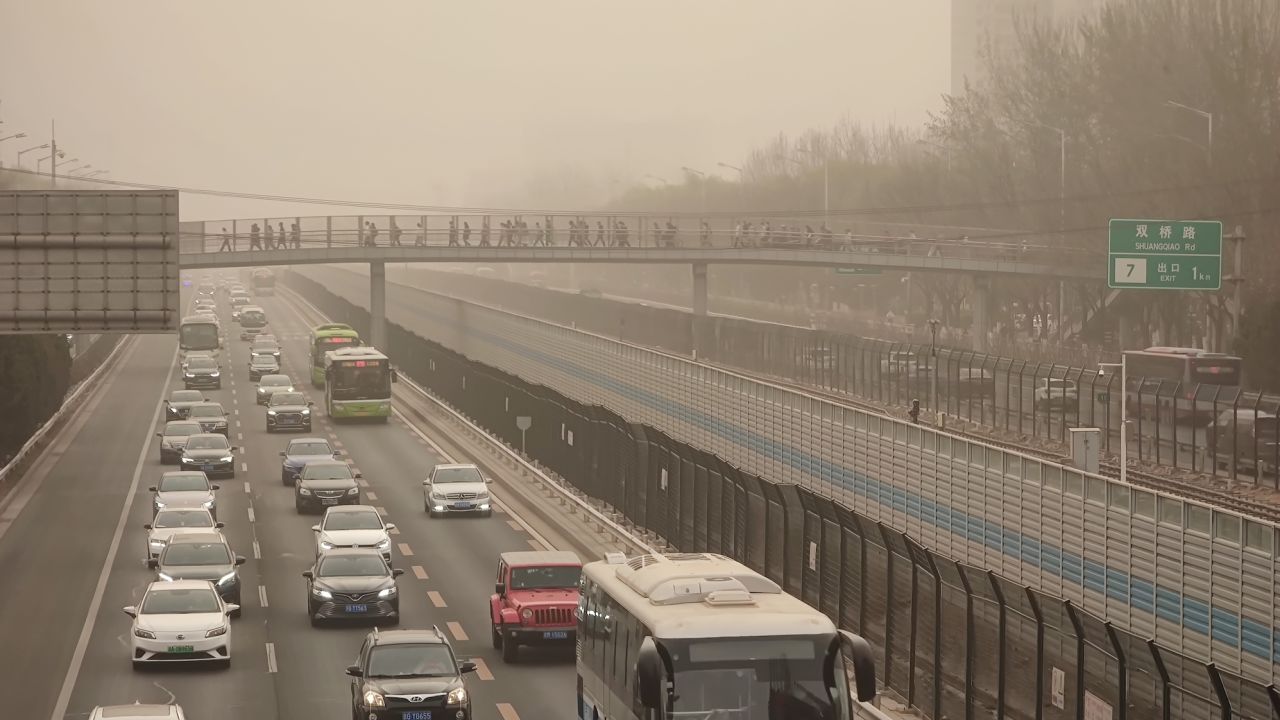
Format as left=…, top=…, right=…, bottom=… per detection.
left=288, top=437, right=331, bottom=447
left=252, top=336, right=279, bottom=344
left=162, top=470, right=208, bottom=480
left=163, top=532, right=228, bottom=546
left=164, top=420, right=202, bottom=430
left=304, top=460, right=349, bottom=469
left=500, top=550, right=582, bottom=567
left=433, top=463, right=479, bottom=471
left=147, top=579, right=218, bottom=592
left=325, top=504, right=378, bottom=515
left=190, top=402, right=225, bottom=410
left=93, top=704, right=182, bottom=719
left=261, top=374, right=290, bottom=382
left=367, top=627, right=451, bottom=647
left=186, top=433, right=228, bottom=442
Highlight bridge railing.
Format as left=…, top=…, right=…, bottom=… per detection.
left=178, top=214, right=1101, bottom=269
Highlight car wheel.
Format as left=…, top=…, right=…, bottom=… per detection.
left=295, top=496, right=305, bottom=513
left=491, top=622, right=501, bottom=649
left=282, top=474, right=292, bottom=486
left=502, top=635, right=518, bottom=663
left=131, top=660, right=145, bottom=672
left=266, top=426, right=274, bottom=434
left=217, top=658, right=231, bottom=669
left=482, top=509, right=493, bottom=518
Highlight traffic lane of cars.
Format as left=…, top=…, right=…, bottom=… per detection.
left=255, top=292, right=577, bottom=716
left=0, top=335, right=180, bottom=720
left=55, top=344, right=277, bottom=719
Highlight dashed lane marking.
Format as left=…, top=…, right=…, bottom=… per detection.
left=493, top=505, right=506, bottom=514
left=240, top=462, right=248, bottom=472
left=247, top=507, right=256, bottom=523
left=397, top=543, right=414, bottom=557
left=428, top=591, right=446, bottom=608
left=253, top=540, right=261, bottom=560
left=366, top=491, right=378, bottom=501
left=357, top=478, right=370, bottom=488
left=527, top=539, right=544, bottom=550
left=388, top=525, right=400, bottom=535
left=243, top=481, right=251, bottom=493
left=236, top=420, right=242, bottom=429
left=473, top=658, right=495, bottom=681
left=496, top=703, right=519, bottom=720
left=375, top=506, right=387, bottom=515
left=412, top=565, right=428, bottom=580
left=446, top=621, right=468, bottom=641
left=506, top=520, right=523, bottom=532
left=237, top=432, right=244, bottom=441
left=332, top=439, right=344, bottom=448
left=266, top=642, right=278, bottom=673
left=258, top=586, right=269, bottom=608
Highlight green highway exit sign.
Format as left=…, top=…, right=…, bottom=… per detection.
left=834, top=267, right=882, bottom=276
left=1108, top=219, right=1222, bottom=290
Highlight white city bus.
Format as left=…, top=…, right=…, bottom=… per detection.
left=578, top=552, right=878, bottom=720
left=179, top=314, right=221, bottom=361
left=1123, top=346, right=1242, bottom=423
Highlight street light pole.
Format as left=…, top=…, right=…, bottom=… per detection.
left=717, top=162, right=745, bottom=211
left=681, top=166, right=708, bottom=214
left=1099, top=360, right=1127, bottom=485
left=928, top=318, right=940, bottom=411
left=1165, top=100, right=1213, bottom=168
left=17, top=143, right=49, bottom=168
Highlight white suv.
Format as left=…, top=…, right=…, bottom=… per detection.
left=423, top=463, right=492, bottom=518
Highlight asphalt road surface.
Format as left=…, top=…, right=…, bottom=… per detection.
left=0, top=281, right=573, bottom=720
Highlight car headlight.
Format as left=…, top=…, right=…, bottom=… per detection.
left=447, top=687, right=467, bottom=705
left=216, top=571, right=237, bottom=586
left=203, top=499, right=215, bottom=508
left=346, top=487, right=359, bottom=495
left=184, top=373, right=194, bottom=378
left=431, top=491, right=445, bottom=500
left=210, top=371, right=220, bottom=377
left=205, top=625, right=228, bottom=638
left=319, top=540, right=335, bottom=550
left=158, top=572, right=175, bottom=582
left=267, top=410, right=277, bottom=416
left=298, top=487, right=312, bottom=496
left=154, top=500, right=167, bottom=508
left=521, top=608, right=533, bottom=620
left=301, top=408, right=311, bottom=415
left=149, top=538, right=166, bottom=548
left=375, top=538, right=390, bottom=550
left=313, top=588, right=333, bottom=599
left=134, top=628, right=156, bottom=639
left=220, top=456, right=233, bottom=463
left=377, top=587, right=397, bottom=598
left=476, top=491, right=490, bottom=500
left=363, top=690, right=385, bottom=708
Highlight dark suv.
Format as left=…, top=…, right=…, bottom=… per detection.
left=346, top=627, right=476, bottom=720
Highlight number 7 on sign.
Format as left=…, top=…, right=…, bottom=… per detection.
left=1114, top=258, right=1147, bottom=284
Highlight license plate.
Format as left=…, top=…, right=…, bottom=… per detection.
left=201, top=464, right=215, bottom=471
left=543, top=630, right=568, bottom=640
left=322, top=498, right=338, bottom=505
left=167, top=645, right=194, bottom=653
left=403, top=713, right=432, bottom=720
left=454, top=502, right=472, bottom=510
left=354, top=411, right=369, bottom=416
left=346, top=604, right=368, bottom=613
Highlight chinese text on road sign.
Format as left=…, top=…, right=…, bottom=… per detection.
left=1108, top=219, right=1222, bottom=290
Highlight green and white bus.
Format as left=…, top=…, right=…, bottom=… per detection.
left=323, top=346, right=397, bottom=421
left=308, top=323, right=361, bottom=387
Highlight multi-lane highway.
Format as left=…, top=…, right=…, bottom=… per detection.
left=0, top=279, right=578, bottom=720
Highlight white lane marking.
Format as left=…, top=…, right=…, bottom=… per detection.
left=366, top=491, right=378, bottom=501
left=388, top=525, right=400, bottom=535
left=240, top=462, right=248, bottom=472
left=49, top=347, right=179, bottom=720
left=247, top=507, right=256, bottom=522
left=332, top=439, right=344, bottom=448
left=237, top=432, right=244, bottom=441
left=397, top=543, right=414, bottom=557
left=243, top=481, right=251, bottom=493
left=473, top=657, right=495, bottom=681
left=496, top=703, right=519, bottom=720
left=253, top=540, right=261, bottom=560
left=446, top=621, right=468, bottom=641
left=357, top=478, right=370, bottom=488
left=231, top=388, right=236, bottom=395
left=392, top=407, right=557, bottom=550
left=506, top=520, right=523, bottom=532
left=258, top=585, right=269, bottom=608
left=427, top=590, right=446, bottom=608
left=411, top=565, right=428, bottom=580
left=527, top=538, right=544, bottom=550
left=266, top=642, right=278, bottom=673
left=374, top=506, right=387, bottom=515
left=236, top=420, right=242, bottom=429
left=234, top=409, right=239, bottom=416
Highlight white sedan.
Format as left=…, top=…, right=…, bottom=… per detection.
left=144, top=508, right=225, bottom=559
left=126, top=580, right=237, bottom=668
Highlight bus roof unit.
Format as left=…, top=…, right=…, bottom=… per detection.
left=314, top=323, right=354, bottom=333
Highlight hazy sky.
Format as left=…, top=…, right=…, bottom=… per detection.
left=1, top=1, right=950, bottom=220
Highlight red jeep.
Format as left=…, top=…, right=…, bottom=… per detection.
left=490, top=550, right=582, bottom=662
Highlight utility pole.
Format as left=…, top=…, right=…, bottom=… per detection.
left=50, top=119, right=57, bottom=186
left=1226, top=226, right=1246, bottom=352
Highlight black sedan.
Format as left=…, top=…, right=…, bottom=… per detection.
left=179, top=433, right=240, bottom=479
left=303, top=549, right=403, bottom=626
left=294, top=460, right=361, bottom=513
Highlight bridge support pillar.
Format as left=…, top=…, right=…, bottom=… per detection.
left=691, top=262, right=708, bottom=317
left=971, top=275, right=991, bottom=353
left=370, top=260, right=387, bottom=350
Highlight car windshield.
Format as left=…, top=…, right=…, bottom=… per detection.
left=288, top=442, right=332, bottom=456
left=186, top=436, right=229, bottom=450
left=261, top=375, right=290, bottom=386
left=317, top=554, right=388, bottom=577
left=366, top=645, right=457, bottom=678
left=304, top=464, right=353, bottom=480
left=188, top=405, right=223, bottom=418
left=271, top=392, right=307, bottom=406
left=153, top=510, right=214, bottom=529
left=187, top=358, right=217, bottom=370
left=510, top=565, right=582, bottom=590
left=163, top=542, right=231, bottom=566
left=432, top=467, right=483, bottom=484
left=164, top=424, right=201, bottom=437
left=324, top=511, right=382, bottom=531
left=159, top=475, right=209, bottom=492
left=141, top=588, right=221, bottom=614
left=171, top=391, right=203, bottom=403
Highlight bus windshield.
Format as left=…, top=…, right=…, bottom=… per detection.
left=662, top=635, right=836, bottom=720
left=330, top=363, right=389, bottom=401
left=180, top=323, right=219, bottom=351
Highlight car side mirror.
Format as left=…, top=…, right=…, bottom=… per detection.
left=308, top=401, right=315, bottom=406
left=122, top=606, right=137, bottom=618
left=459, top=660, right=477, bottom=674
left=215, top=522, right=225, bottom=529
left=354, top=472, right=363, bottom=479
left=155, top=432, right=162, bottom=437
left=211, top=485, right=221, bottom=491
left=279, top=451, right=286, bottom=457
left=146, top=558, right=158, bottom=569
left=143, top=523, right=152, bottom=530
left=485, top=478, right=493, bottom=484
left=302, top=571, right=313, bottom=580
left=345, top=665, right=363, bottom=678
left=235, top=556, right=246, bottom=566
left=637, top=637, right=667, bottom=710
left=148, top=486, right=157, bottom=492
left=421, top=480, right=429, bottom=486
left=311, top=525, right=321, bottom=532
left=385, top=523, right=396, bottom=532
left=834, top=630, right=878, bottom=702
left=163, top=400, right=170, bottom=405
left=393, top=569, right=405, bottom=577
left=495, top=582, right=505, bottom=595
left=224, top=603, right=240, bottom=615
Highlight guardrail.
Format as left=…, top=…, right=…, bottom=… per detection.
left=285, top=272, right=1279, bottom=720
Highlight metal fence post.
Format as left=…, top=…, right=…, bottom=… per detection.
left=1025, top=587, right=1045, bottom=720
left=1147, top=640, right=1171, bottom=720
left=1267, top=684, right=1280, bottom=719
left=1103, top=622, right=1127, bottom=720
left=922, top=550, right=943, bottom=720
left=1206, top=663, right=1232, bottom=720
left=988, top=570, right=1008, bottom=720
left=957, top=564, right=975, bottom=720
left=878, top=523, right=896, bottom=690
left=1065, top=601, right=1086, bottom=720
